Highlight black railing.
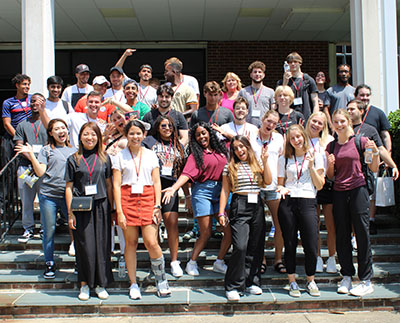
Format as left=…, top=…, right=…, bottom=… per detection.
left=0, top=154, right=21, bottom=241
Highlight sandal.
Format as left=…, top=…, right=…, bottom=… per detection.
left=260, top=262, right=267, bottom=274
left=274, top=262, right=287, bottom=274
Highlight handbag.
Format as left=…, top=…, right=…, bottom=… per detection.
left=375, top=171, right=395, bottom=207
left=71, top=196, right=93, bottom=212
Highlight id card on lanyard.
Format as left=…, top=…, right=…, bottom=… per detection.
left=242, top=163, right=258, bottom=204
left=130, top=148, right=144, bottom=194
left=82, top=154, right=98, bottom=195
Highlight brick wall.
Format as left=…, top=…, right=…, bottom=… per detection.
left=207, top=41, right=329, bottom=90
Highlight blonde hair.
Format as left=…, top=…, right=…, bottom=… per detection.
left=332, top=109, right=354, bottom=137
left=305, top=112, right=330, bottom=147
left=221, top=72, right=242, bottom=92
left=284, top=124, right=310, bottom=158
left=274, top=85, right=295, bottom=105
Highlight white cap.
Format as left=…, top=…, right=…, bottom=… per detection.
left=92, top=75, right=110, bottom=87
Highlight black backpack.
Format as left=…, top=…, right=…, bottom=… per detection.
left=328, top=135, right=375, bottom=195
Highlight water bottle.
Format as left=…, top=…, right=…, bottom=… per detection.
left=364, top=148, right=373, bottom=164
left=284, top=61, right=290, bottom=72
left=118, top=255, right=126, bottom=278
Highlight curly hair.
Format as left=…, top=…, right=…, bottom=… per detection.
left=151, top=115, right=185, bottom=178
left=189, top=122, right=227, bottom=170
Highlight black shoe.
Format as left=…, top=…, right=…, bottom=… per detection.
left=17, top=230, right=34, bottom=243
left=369, top=221, right=377, bottom=235
left=212, top=231, right=223, bottom=239
left=43, top=262, right=56, bottom=279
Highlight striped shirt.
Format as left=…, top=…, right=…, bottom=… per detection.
left=223, top=159, right=263, bottom=194
left=2, top=95, right=32, bottom=137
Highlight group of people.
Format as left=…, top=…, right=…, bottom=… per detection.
left=1, top=50, right=398, bottom=302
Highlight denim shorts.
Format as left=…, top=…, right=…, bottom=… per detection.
left=260, top=190, right=280, bottom=202
left=191, top=180, right=222, bottom=218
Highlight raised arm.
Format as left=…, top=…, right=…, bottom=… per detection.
left=115, top=48, right=136, bottom=69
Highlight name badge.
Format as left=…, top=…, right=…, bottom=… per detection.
left=131, top=184, right=144, bottom=194
left=161, top=166, right=173, bottom=176
left=293, top=97, right=303, bottom=105
left=248, top=193, right=258, bottom=204
left=32, top=145, right=43, bottom=153
left=85, top=184, right=97, bottom=195
left=252, top=110, right=261, bottom=117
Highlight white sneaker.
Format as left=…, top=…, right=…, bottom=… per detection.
left=170, top=260, right=183, bottom=277
left=68, top=241, right=75, bottom=257
left=129, top=283, right=142, bottom=300
left=315, top=256, right=324, bottom=273
left=18, top=229, right=34, bottom=243
left=213, top=259, right=227, bottom=274
left=350, top=281, right=373, bottom=297
left=337, top=276, right=352, bottom=294
left=246, top=285, right=262, bottom=295
left=326, top=256, right=337, bottom=273
left=95, top=286, right=109, bottom=300
left=226, top=290, right=240, bottom=301
left=156, top=279, right=171, bottom=297
left=185, top=260, right=199, bottom=276
left=306, top=280, right=320, bottom=297
left=78, top=285, right=90, bottom=301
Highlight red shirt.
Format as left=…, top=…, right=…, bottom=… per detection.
left=181, top=150, right=226, bottom=183
left=75, top=96, right=115, bottom=121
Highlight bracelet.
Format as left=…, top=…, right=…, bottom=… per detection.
left=185, top=195, right=190, bottom=198
left=218, top=213, right=225, bottom=217
left=373, top=151, right=379, bottom=156
left=154, top=205, right=162, bottom=209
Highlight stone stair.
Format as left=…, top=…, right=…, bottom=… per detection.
left=0, top=207, right=400, bottom=318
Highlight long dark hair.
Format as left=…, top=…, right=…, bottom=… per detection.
left=74, top=122, right=107, bottom=165
left=189, top=122, right=227, bottom=170
left=47, top=118, right=71, bottom=149
left=152, top=115, right=185, bottom=177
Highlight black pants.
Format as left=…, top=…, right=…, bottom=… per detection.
left=332, top=186, right=373, bottom=281
left=225, top=194, right=266, bottom=292
left=278, top=197, right=318, bottom=276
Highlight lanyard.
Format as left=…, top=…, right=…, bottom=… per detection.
left=310, top=139, right=317, bottom=153
left=241, top=162, right=254, bottom=186
left=76, top=85, right=87, bottom=96
left=250, top=86, right=263, bottom=106
left=139, top=86, right=150, bottom=102
left=17, top=97, right=30, bottom=116
left=173, top=82, right=183, bottom=95
left=234, top=122, right=246, bottom=136
left=356, top=106, right=371, bottom=136
left=258, top=132, right=272, bottom=147
left=161, top=140, right=172, bottom=160
left=130, top=148, right=142, bottom=179
left=206, top=108, right=219, bottom=125
left=294, top=153, right=307, bottom=181
left=81, top=153, right=98, bottom=184
left=30, top=121, right=42, bottom=143
left=279, top=110, right=291, bottom=134
left=291, top=75, right=303, bottom=95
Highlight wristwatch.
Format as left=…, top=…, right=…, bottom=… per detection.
left=154, top=205, right=162, bottom=209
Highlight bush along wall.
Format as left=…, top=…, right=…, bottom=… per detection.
left=388, top=109, right=400, bottom=215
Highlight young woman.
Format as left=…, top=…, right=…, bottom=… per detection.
left=305, top=112, right=337, bottom=274
left=220, top=72, right=242, bottom=113
left=162, top=122, right=231, bottom=276
left=274, top=86, right=304, bottom=136
left=326, top=109, right=379, bottom=297
left=277, top=124, right=325, bottom=298
left=113, top=120, right=171, bottom=299
left=142, top=115, right=186, bottom=277
left=65, top=122, right=113, bottom=301
left=254, top=110, right=286, bottom=274
left=219, top=135, right=272, bottom=301
left=15, top=119, right=76, bottom=279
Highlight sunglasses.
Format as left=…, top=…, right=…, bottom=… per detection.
left=160, top=124, right=173, bottom=129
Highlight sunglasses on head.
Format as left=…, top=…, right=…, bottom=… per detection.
left=160, top=124, right=173, bottom=129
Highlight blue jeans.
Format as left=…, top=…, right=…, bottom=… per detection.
left=39, top=193, right=68, bottom=263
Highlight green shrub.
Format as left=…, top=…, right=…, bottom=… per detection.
left=388, top=109, right=400, bottom=213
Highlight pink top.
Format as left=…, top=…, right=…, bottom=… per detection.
left=181, top=150, right=227, bottom=183
left=220, top=92, right=235, bottom=113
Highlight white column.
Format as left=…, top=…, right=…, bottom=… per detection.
left=350, top=0, right=399, bottom=114
left=22, top=0, right=55, bottom=95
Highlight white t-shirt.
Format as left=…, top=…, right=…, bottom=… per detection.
left=254, top=132, right=284, bottom=191
left=64, top=112, right=106, bottom=148
left=61, top=84, right=94, bottom=108
left=309, top=135, right=334, bottom=170
left=137, top=84, right=157, bottom=108
left=182, top=74, right=200, bottom=95
left=278, top=152, right=324, bottom=198
left=45, top=99, right=74, bottom=121
left=112, top=147, right=159, bottom=186
left=104, top=88, right=126, bottom=103
left=220, top=122, right=259, bottom=143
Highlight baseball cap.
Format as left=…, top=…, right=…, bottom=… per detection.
left=75, top=64, right=91, bottom=74
left=139, top=64, right=153, bottom=72
left=92, top=75, right=110, bottom=87
left=110, top=66, right=124, bottom=75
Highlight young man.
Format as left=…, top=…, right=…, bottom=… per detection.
left=45, top=76, right=74, bottom=121
left=104, top=66, right=125, bottom=102
left=14, top=93, right=48, bottom=243
left=142, top=84, right=188, bottom=146
left=114, top=49, right=157, bottom=107
left=278, top=52, right=319, bottom=121
left=75, top=76, right=115, bottom=121
left=164, top=62, right=198, bottom=118
left=39, top=91, right=106, bottom=148
left=1, top=74, right=32, bottom=167
left=238, top=61, right=275, bottom=128
left=354, top=86, right=394, bottom=234
left=327, top=64, right=355, bottom=114
left=190, top=81, right=233, bottom=128
left=61, top=64, right=94, bottom=108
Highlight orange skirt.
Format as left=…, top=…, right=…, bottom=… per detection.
left=121, top=185, right=155, bottom=226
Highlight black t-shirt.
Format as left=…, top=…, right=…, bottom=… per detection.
left=353, top=123, right=383, bottom=147
left=276, top=110, right=304, bottom=135
left=142, top=108, right=188, bottom=132
left=65, top=150, right=112, bottom=200
left=277, top=73, right=317, bottom=121
left=190, top=106, right=234, bottom=128
left=364, top=105, right=391, bottom=134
